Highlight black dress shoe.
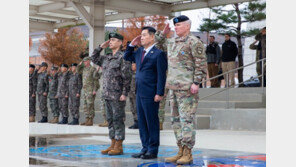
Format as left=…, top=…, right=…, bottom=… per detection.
left=141, top=152, right=157, bottom=159
left=131, top=152, right=146, bottom=158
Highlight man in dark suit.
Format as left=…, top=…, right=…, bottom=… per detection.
left=124, top=26, right=167, bottom=159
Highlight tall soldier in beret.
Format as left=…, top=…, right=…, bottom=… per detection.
left=91, top=32, right=132, bottom=155
left=56, top=64, right=70, bottom=124
left=155, top=15, right=207, bottom=165
left=29, top=64, right=37, bottom=122
left=68, top=63, right=82, bottom=125
left=36, top=62, right=49, bottom=123
left=78, top=57, right=100, bottom=126
left=48, top=66, right=60, bottom=123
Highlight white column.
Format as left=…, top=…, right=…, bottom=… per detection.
left=89, top=4, right=105, bottom=55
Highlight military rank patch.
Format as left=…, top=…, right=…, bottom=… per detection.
left=197, top=47, right=203, bottom=54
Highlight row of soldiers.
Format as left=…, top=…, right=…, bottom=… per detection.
left=29, top=55, right=167, bottom=129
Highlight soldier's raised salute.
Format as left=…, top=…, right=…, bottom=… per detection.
left=91, top=32, right=132, bottom=156
left=37, top=62, right=49, bottom=123
left=155, top=15, right=207, bottom=165
left=68, top=63, right=82, bottom=125
left=56, top=64, right=70, bottom=124
left=78, top=57, right=100, bottom=126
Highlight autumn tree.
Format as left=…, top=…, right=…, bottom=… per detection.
left=38, top=27, right=87, bottom=66
left=118, top=15, right=168, bottom=48
left=199, top=1, right=266, bottom=86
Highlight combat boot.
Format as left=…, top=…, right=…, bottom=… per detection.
left=176, top=146, right=193, bottom=165
left=165, top=144, right=183, bottom=163
left=38, top=117, right=48, bottom=123
left=159, top=122, right=163, bottom=130
left=58, top=117, right=68, bottom=124
left=68, top=118, right=79, bottom=125
left=85, top=117, right=93, bottom=126
left=49, top=117, right=59, bottom=123
left=98, top=120, right=108, bottom=127
left=80, top=118, right=89, bottom=125
left=29, top=116, right=35, bottom=122
left=101, top=139, right=116, bottom=155
left=108, top=140, right=123, bottom=155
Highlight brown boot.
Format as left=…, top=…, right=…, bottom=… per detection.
left=49, top=117, right=59, bottom=123
left=159, top=122, right=163, bottom=130
left=176, top=146, right=193, bottom=165
left=98, top=120, right=108, bottom=127
left=165, top=144, right=183, bottom=163
left=85, top=117, right=93, bottom=126
left=108, top=140, right=123, bottom=155
left=80, top=118, right=89, bottom=125
left=101, top=139, right=116, bottom=155
left=29, top=116, right=35, bottom=122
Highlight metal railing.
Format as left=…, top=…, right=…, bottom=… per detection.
left=199, top=58, right=266, bottom=101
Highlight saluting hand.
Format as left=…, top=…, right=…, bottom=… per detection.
left=131, top=35, right=141, bottom=46
left=163, top=23, right=171, bottom=35
left=100, top=40, right=110, bottom=49
left=43, top=92, right=47, bottom=96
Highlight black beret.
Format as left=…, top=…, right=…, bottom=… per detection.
left=173, top=15, right=189, bottom=25
left=60, top=64, right=68, bottom=68
left=109, top=32, right=124, bottom=40
left=40, top=62, right=48, bottom=67
left=29, top=64, right=35, bottom=69
left=71, top=63, right=78, bottom=67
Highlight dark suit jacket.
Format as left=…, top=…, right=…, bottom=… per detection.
left=124, top=45, right=167, bottom=98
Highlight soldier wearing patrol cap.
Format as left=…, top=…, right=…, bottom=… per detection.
left=29, top=64, right=37, bottom=122
left=56, top=64, right=70, bottom=124
left=155, top=15, right=207, bottom=165
left=68, top=63, right=82, bottom=125
left=36, top=62, right=49, bottom=123
left=91, top=32, right=132, bottom=156
left=78, top=57, right=100, bottom=126
left=48, top=66, right=60, bottom=123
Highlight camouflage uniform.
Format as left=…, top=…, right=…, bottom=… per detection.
left=48, top=73, right=59, bottom=117
left=91, top=46, right=132, bottom=140
left=99, top=78, right=107, bottom=120
left=68, top=72, right=82, bottom=119
left=36, top=71, right=49, bottom=117
left=158, top=88, right=169, bottom=124
left=77, top=62, right=100, bottom=119
left=57, top=72, right=70, bottom=118
left=155, top=31, right=207, bottom=149
left=128, top=71, right=137, bottom=122
left=29, top=72, right=37, bottom=116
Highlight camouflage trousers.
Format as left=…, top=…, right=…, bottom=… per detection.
left=105, top=99, right=126, bottom=140
left=37, top=94, right=48, bottom=117
left=158, top=88, right=169, bottom=123
left=49, top=98, right=59, bottom=117
left=100, top=98, right=106, bottom=120
left=129, top=92, right=137, bottom=122
left=69, top=94, right=80, bottom=119
left=82, top=90, right=95, bottom=119
left=58, top=97, right=69, bottom=118
left=29, top=95, right=36, bottom=116
left=169, top=89, right=199, bottom=149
